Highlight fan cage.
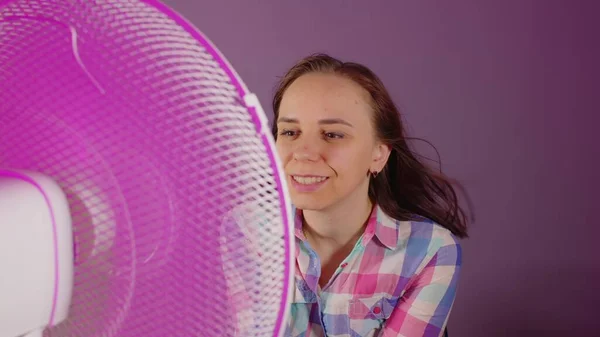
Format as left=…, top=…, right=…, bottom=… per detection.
left=0, top=0, right=294, bottom=336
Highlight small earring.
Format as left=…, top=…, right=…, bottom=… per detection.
left=371, top=170, right=378, bottom=178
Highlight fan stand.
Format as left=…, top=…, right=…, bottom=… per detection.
left=21, top=330, right=43, bottom=337
left=0, top=170, right=73, bottom=337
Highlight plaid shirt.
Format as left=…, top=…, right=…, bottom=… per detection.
left=220, top=204, right=462, bottom=337
left=287, top=205, right=462, bottom=337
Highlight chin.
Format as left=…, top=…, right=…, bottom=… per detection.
left=290, top=195, right=330, bottom=211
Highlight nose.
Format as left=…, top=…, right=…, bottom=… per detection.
left=292, top=137, right=321, bottom=162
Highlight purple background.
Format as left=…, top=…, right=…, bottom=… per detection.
left=162, top=1, right=598, bottom=336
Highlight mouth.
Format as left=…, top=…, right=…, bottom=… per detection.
left=291, top=175, right=328, bottom=185
left=289, top=175, right=329, bottom=193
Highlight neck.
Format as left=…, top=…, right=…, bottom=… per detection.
left=302, top=187, right=373, bottom=247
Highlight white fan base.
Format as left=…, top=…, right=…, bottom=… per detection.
left=20, top=329, right=43, bottom=337
left=0, top=170, right=74, bottom=337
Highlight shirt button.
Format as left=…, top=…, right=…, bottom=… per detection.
left=373, top=306, right=381, bottom=314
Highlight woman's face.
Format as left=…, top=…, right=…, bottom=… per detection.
left=275, top=72, right=390, bottom=211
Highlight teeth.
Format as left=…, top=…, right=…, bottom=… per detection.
left=292, top=176, right=327, bottom=185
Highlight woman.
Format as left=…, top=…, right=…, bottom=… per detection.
left=273, top=53, right=469, bottom=337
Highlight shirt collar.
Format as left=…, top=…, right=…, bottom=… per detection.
left=293, top=206, right=305, bottom=240
left=292, top=204, right=399, bottom=250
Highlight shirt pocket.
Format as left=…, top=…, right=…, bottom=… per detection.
left=348, top=295, right=398, bottom=336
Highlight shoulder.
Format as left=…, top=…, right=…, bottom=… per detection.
left=218, top=203, right=257, bottom=238
left=408, top=218, right=460, bottom=249
left=220, top=202, right=285, bottom=240
left=391, top=215, right=462, bottom=268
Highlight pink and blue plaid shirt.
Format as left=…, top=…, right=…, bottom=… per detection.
left=286, top=205, right=462, bottom=337
left=221, top=203, right=462, bottom=337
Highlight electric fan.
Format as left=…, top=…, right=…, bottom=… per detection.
left=0, top=1, right=294, bottom=337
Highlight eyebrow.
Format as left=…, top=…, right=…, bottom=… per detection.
left=276, top=117, right=354, bottom=127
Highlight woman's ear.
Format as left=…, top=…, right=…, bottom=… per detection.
left=371, top=142, right=391, bottom=173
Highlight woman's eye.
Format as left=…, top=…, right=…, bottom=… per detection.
left=324, top=132, right=343, bottom=139
left=279, top=129, right=297, bottom=137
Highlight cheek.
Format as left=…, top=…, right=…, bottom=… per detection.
left=275, top=141, right=291, bottom=161
left=324, top=144, right=371, bottom=171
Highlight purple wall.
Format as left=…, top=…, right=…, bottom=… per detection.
left=163, top=1, right=598, bottom=336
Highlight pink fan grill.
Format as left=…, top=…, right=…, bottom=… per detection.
left=0, top=0, right=294, bottom=337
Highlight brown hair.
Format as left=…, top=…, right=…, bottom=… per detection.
left=272, top=53, right=471, bottom=238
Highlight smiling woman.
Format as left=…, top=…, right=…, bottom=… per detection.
left=272, top=53, right=469, bottom=337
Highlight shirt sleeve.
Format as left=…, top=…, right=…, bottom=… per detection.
left=379, top=240, right=462, bottom=337
left=219, top=210, right=256, bottom=336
